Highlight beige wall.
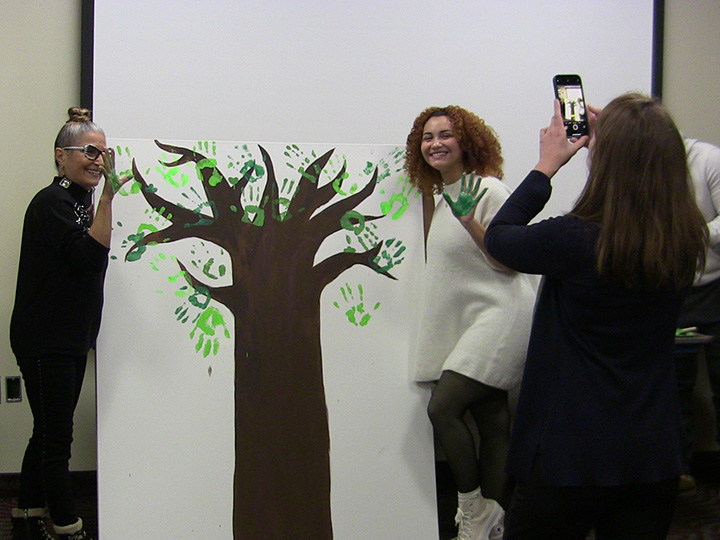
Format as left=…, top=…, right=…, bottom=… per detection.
left=0, top=1, right=97, bottom=473
left=0, top=1, right=719, bottom=474
left=663, top=0, right=720, bottom=147
left=664, top=0, right=720, bottom=451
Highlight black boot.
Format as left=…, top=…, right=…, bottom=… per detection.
left=54, top=518, right=94, bottom=540
left=11, top=508, right=54, bottom=540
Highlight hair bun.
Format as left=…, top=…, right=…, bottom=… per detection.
left=67, top=107, right=92, bottom=123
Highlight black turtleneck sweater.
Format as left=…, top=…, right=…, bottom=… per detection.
left=10, top=177, right=109, bottom=357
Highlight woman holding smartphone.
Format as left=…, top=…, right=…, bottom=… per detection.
left=484, top=94, right=707, bottom=539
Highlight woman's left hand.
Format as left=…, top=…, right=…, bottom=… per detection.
left=442, top=172, right=488, bottom=222
left=100, top=147, right=133, bottom=198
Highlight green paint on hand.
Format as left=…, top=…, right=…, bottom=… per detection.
left=442, top=173, right=488, bottom=218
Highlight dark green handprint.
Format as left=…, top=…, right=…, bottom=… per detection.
left=442, top=173, right=487, bottom=218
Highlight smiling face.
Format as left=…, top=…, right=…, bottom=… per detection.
left=421, top=115, right=464, bottom=183
left=54, top=131, right=107, bottom=191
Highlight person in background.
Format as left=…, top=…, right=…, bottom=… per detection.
left=484, top=94, right=707, bottom=539
left=10, top=108, right=130, bottom=540
left=405, top=106, right=537, bottom=540
left=674, top=137, right=720, bottom=493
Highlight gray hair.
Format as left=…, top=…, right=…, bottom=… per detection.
left=53, top=107, right=105, bottom=171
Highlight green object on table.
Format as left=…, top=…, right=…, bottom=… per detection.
left=675, top=327, right=697, bottom=337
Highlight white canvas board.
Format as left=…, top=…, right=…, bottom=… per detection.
left=96, top=140, right=436, bottom=539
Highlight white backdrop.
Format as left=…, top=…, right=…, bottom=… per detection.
left=92, top=2, right=655, bottom=539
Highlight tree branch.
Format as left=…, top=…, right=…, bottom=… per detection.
left=307, top=166, right=379, bottom=246
left=313, top=242, right=396, bottom=294
left=175, top=259, right=239, bottom=313
left=288, top=149, right=335, bottom=219
left=155, top=140, right=237, bottom=216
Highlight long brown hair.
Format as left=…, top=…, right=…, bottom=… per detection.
left=405, top=106, right=503, bottom=194
left=571, top=93, right=706, bottom=289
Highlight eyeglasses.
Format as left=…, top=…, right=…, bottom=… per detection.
left=62, top=144, right=106, bottom=161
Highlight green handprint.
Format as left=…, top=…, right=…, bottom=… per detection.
left=112, top=145, right=140, bottom=196
left=189, top=306, right=231, bottom=357
left=273, top=174, right=299, bottom=221
left=341, top=213, right=380, bottom=253
left=241, top=182, right=267, bottom=226
left=333, top=283, right=380, bottom=327
left=380, top=175, right=417, bottom=221
left=442, top=172, right=487, bottom=218
left=372, top=237, right=406, bottom=273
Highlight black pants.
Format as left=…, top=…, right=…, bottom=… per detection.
left=503, top=477, right=678, bottom=540
left=16, top=353, right=87, bottom=527
left=675, top=320, right=720, bottom=470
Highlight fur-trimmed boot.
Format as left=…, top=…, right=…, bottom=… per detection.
left=54, top=518, right=94, bottom=540
left=11, top=508, right=54, bottom=540
left=453, top=487, right=505, bottom=540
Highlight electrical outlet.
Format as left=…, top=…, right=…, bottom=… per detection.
left=6, top=376, right=22, bottom=403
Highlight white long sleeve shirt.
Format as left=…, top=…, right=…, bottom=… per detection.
left=686, top=138, right=720, bottom=286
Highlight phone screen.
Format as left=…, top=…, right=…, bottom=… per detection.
left=553, top=75, right=588, bottom=138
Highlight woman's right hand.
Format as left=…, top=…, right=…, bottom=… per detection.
left=534, top=99, right=589, bottom=178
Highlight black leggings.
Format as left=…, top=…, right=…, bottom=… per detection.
left=17, top=353, right=87, bottom=527
left=427, top=370, right=510, bottom=502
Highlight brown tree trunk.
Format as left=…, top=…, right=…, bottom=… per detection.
left=232, top=292, right=332, bottom=539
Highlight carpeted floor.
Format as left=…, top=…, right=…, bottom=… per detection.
left=435, top=457, right=720, bottom=540
left=2, top=466, right=720, bottom=539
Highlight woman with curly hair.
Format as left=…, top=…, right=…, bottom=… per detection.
left=406, top=106, right=537, bottom=540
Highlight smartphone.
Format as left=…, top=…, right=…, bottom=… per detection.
left=553, top=74, right=588, bottom=138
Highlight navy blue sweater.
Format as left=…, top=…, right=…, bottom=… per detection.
left=10, top=177, right=109, bottom=357
left=485, top=170, right=684, bottom=485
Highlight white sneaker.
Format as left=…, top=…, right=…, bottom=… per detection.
left=454, top=497, right=505, bottom=540
left=488, top=508, right=504, bottom=540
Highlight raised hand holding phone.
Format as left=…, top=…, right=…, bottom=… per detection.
left=534, top=100, right=588, bottom=178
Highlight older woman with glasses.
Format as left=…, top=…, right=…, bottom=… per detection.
left=9, top=107, right=130, bottom=540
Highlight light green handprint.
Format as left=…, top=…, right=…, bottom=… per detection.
left=155, top=156, right=191, bottom=189
left=442, top=172, right=487, bottom=218
left=380, top=175, right=417, bottom=220
left=112, top=145, right=140, bottom=196
left=189, top=306, right=231, bottom=357
left=333, top=283, right=380, bottom=327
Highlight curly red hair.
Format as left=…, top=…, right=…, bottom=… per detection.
left=405, top=106, right=503, bottom=194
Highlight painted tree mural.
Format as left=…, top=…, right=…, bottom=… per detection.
left=118, top=140, right=410, bottom=539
